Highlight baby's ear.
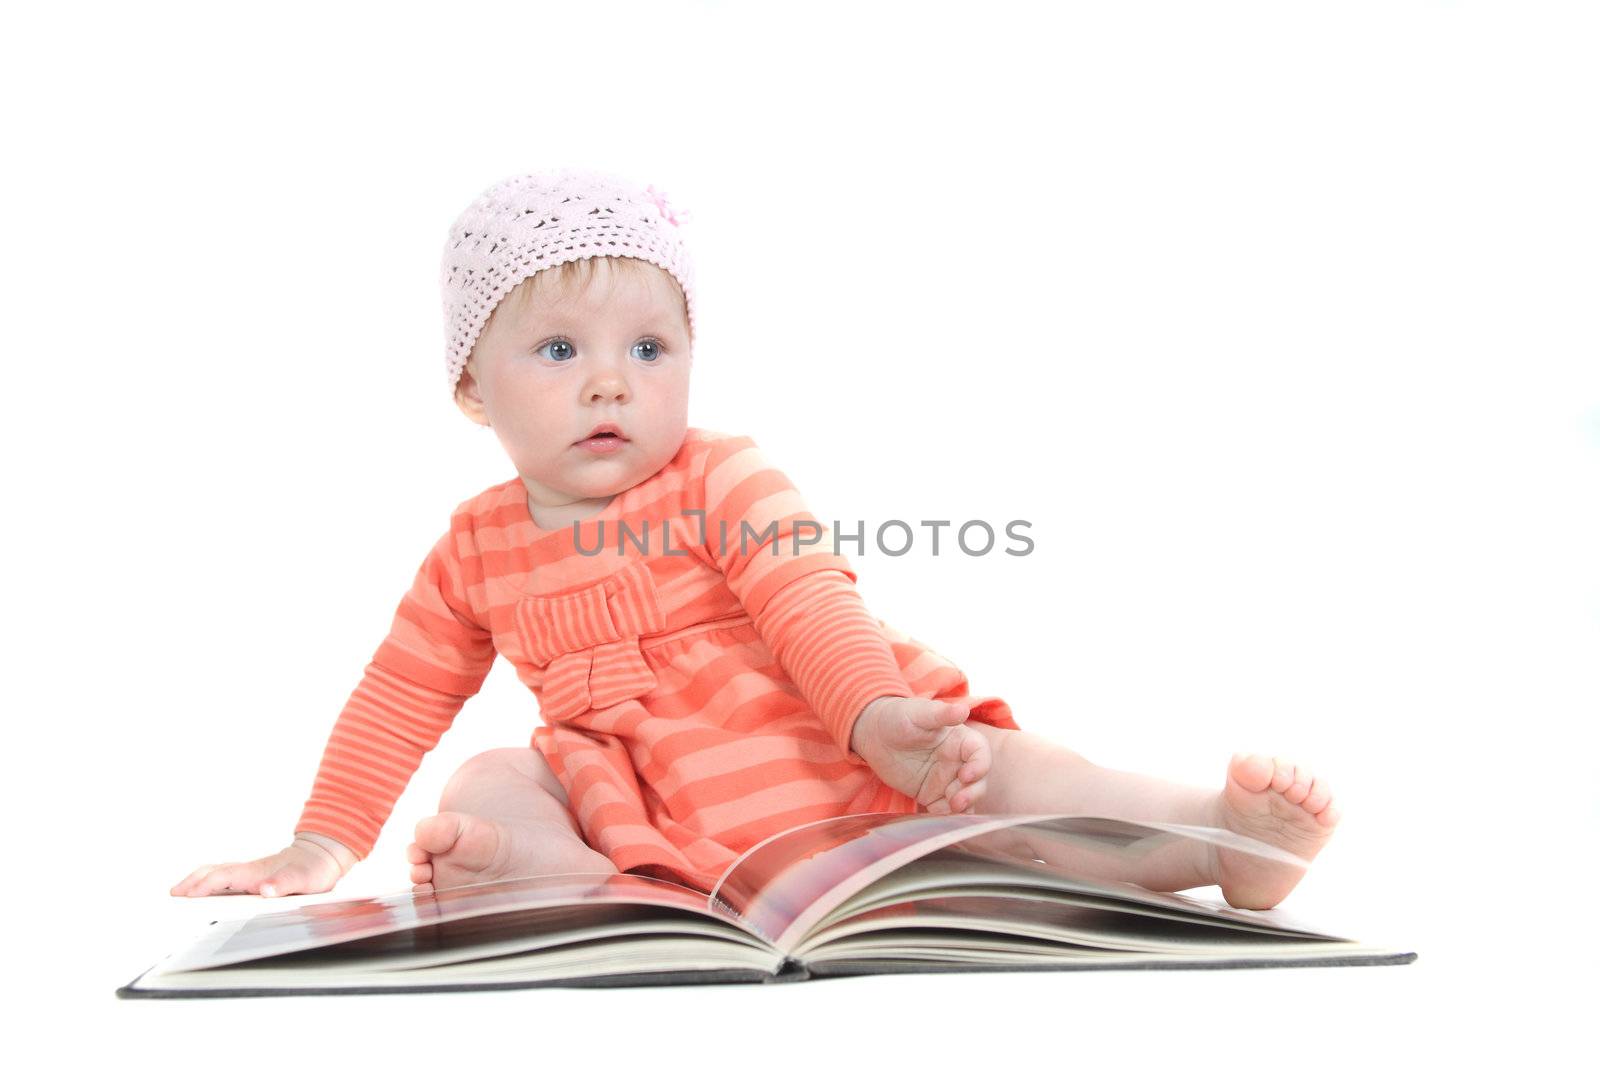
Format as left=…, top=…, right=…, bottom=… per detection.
left=453, top=366, right=490, bottom=426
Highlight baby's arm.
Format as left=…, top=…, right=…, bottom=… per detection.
left=760, top=575, right=990, bottom=812
left=699, top=434, right=992, bottom=811
left=172, top=516, right=497, bottom=897
left=700, top=437, right=936, bottom=754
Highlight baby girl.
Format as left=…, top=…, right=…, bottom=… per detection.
left=171, top=169, right=1340, bottom=911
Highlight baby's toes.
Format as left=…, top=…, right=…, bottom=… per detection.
left=410, top=860, right=433, bottom=886
left=413, top=812, right=467, bottom=856
left=1269, top=757, right=1296, bottom=793
left=1303, top=776, right=1333, bottom=816
left=1282, top=763, right=1313, bottom=805
left=1316, top=801, right=1342, bottom=829
left=1227, top=753, right=1275, bottom=793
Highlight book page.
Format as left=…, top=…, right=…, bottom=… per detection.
left=709, top=812, right=984, bottom=947
left=709, top=812, right=1319, bottom=956
left=155, top=872, right=720, bottom=974
left=799, top=896, right=1377, bottom=965
left=810, top=850, right=1340, bottom=940
left=916, top=823, right=1336, bottom=934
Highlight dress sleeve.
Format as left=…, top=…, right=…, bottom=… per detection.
left=701, top=436, right=912, bottom=764
left=292, top=517, right=497, bottom=860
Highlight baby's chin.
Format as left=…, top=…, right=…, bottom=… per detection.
left=521, top=427, right=682, bottom=493
left=558, top=445, right=664, bottom=493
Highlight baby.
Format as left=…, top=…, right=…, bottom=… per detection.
left=172, top=169, right=1339, bottom=912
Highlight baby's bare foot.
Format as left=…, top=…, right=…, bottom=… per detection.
left=850, top=696, right=992, bottom=814
left=407, top=812, right=617, bottom=892
left=1212, top=754, right=1341, bottom=909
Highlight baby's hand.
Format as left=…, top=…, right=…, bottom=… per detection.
left=170, top=832, right=357, bottom=898
left=849, top=696, right=992, bottom=814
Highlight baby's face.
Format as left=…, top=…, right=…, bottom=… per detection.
left=455, top=258, right=692, bottom=521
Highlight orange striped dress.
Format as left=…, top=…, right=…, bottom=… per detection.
left=294, top=427, right=1020, bottom=893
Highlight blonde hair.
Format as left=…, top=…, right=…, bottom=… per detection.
left=501, top=255, right=689, bottom=335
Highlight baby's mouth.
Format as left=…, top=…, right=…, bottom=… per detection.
left=576, top=424, right=630, bottom=452
left=577, top=423, right=629, bottom=445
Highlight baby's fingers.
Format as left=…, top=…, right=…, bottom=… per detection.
left=947, top=774, right=988, bottom=814
left=170, top=864, right=223, bottom=896
left=956, top=727, right=991, bottom=784
left=186, top=861, right=265, bottom=897
left=935, top=726, right=990, bottom=813
left=260, top=861, right=333, bottom=898
left=907, top=698, right=973, bottom=735
left=932, top=725, right=989, bottom=778
left=928, top=764, right=988, bottom=814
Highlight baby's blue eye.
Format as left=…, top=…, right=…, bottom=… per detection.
left=539, top=338, right=576, bottom=362
left=536, top=338, right=664, bottom=363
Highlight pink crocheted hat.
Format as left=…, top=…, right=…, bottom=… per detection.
left=440, top=167, right=698, bottom=391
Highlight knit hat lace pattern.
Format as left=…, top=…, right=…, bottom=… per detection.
left=440, top=167, right=697, bottom=391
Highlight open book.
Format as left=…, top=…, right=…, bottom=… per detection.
left=120, top=812, right=1414, bottom=997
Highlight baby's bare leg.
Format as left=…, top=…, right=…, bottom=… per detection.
left=972, top=725, right=1338, bottom=908
left=408, top=747, right=619, bottom=892
left=971, top=726, right=1219, bottom=892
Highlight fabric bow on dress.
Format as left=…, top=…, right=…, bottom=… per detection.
left=514, top=560, right=668, bottom=724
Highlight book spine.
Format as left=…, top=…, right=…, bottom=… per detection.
left=767, top=958, right=811, bottom=983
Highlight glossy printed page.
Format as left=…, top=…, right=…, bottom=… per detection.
left=709, top=812, right=1320, bottom=955
left=796, top=895, right=1375, bottom=964
left=823, top=847, right=1344, bottom=941
left=708, top=813, right=987, bottom=943
left=158, top=872, right=717, bottom=973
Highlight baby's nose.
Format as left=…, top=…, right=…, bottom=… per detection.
left=584, top=355, right=632, bottom=403
left=587, top=379, right=629, bottom=403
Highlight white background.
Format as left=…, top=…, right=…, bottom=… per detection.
left=4, top=0, right=1594, bottom=1060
